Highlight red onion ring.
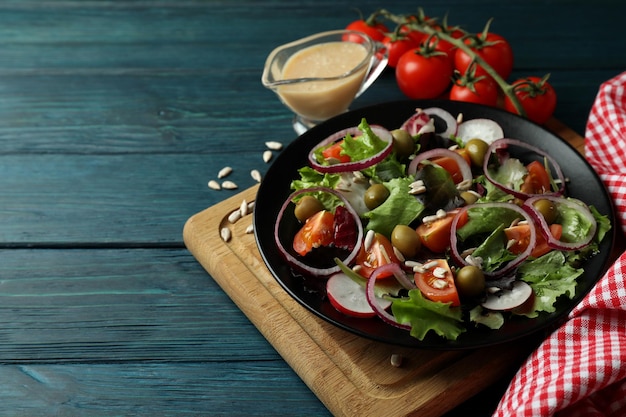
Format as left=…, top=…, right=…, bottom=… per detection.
left=274, top=187, right=363, bottom=277
left=422, top=107, right=458, bottom=139
left=366, top=263, right=412, bottom=330
left=308, top=125, right=393, bottom=174
left=523, top=196, right=597, bottom=251
left=400, top=109, right=431, bottom=136
left=449, top=202, right=537, bottom=278
left=483, top=138, right=566, bottom=200
left=407, top=148, right=473, bottom=185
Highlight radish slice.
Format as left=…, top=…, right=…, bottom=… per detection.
left=481, top=281, right=533, bottom=311
left=422, top=107, right=458, bottom=139
left=326, top=272, right=391, bottom=318
left=400, top=109, right=431, bottom=136
left=456, top=118, right=504, bottom=144
left=308, top=125, right=393, bottom=174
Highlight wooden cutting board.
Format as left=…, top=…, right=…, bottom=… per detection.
left=182, top=119, right=583, bottom=417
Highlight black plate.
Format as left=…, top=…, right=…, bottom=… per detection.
left=254, top=99, right=616, bottom=349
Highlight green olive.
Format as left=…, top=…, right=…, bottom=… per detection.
left=391, top=129, right=415, bottom=160
left=460, top=191, right=479, bottom=206
left=364, top=183, right=390, bottom=210
left=532, top=198, right=558, bottom=224
left=294, top=195, right=324, bottom=222
left=455, top=265, right=486, bottom=298
left=391, top=225, right=421, bottom=258
left=465, top=138, right=490, bottom=167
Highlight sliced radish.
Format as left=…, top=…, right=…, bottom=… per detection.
left=422, top=107, right=458, bottom=139
left=326, top=272, right=392, bottom=318
left=456, top=118, right=504, bottom=144
left=481, top=281, right=533, bottom=311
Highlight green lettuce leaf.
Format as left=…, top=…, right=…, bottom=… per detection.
left=391, top=290, right=465, bottom=341
left=471, top=224, right=518, bottom=272
left=363, top=177, right=424, bottom=237
left=469, top=306, right=504, bottom=329
left=517, top=251, right=582, bottom=318
left=290, top=166, right=342, bottom=210
left=456, top=205, right=522, bottom=242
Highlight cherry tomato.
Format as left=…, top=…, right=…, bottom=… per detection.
left=454, top=32, right=514, bottom=80
left=292, top=210, right=335, bottom=256
left=503, top=75, right=557, bottom=125
left=355, top=232, right=401, bottom=279
left=426, top=26, right=464, bottom=60
left=504, top=223, right=562, bottom=258
left=449, top=73, right=499, bottom=107
left=414, top=259, right=460, bottom=306
left=382, top=34, right=419, bottom=68
left=520, top=161, right=551, bottom=194
left=416, top=209, right=467, bottom=253
left=395, top=47, right=453, bottom=99
left=345, top=17, right=388, bottom=42
left=321, top=140, right=350, bottom=163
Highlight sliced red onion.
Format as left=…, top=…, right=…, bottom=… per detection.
left=483, top=138, right=566, bottom=200
left=450, top=202, right=536, bottom=278
left=274, top=187, right=363, bottom=277
left=407, top=148, right=473, bottom=185
left=366, top=263, right=412, bottom=330
left=523, top=196, right=597, bottom=251
left=456, top=118, right=504, bottom=144
left=308, top=125, right=393, bottom=174
left=400, top=108, right=431, bottom=136
left=422, top=107, right=458, bottom=139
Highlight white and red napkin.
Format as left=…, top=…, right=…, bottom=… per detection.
left=493, top=71, right=626, bottom=417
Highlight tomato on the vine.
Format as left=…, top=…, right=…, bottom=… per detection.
left=382, top=33, right=419, bottom=68
left=504, top=75, right=557, bottom=125
left=449, top=69, right=499, bottom=106
left=455, top=31, right=514, bottom=80
left=345, top=15, right=388, bottom=42
left=395, top=46, right=453, bottom=99
left=425, top=24, right=465, bottom=60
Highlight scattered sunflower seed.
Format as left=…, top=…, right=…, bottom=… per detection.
left=265, top=141, right=283, bottom=150
left=208, top=180, right=221, bottom=190
left=220, top=227, right=232, bottom=242
left=240, top=199, right=248, bottom=217
left=245, top=224, right=254, bottom=234
left=364, top=230, right=375, bottom=252
left=217, top=166, right=233, bottom=179
left=228, top=209, right=241, bottom=224
left=390, top=354, right=404, bottom=368
left=247, top=201, right=255, bottom=212
left=250, top=169, right=262, bottom=183
left=222, top=180, right=238, bottom=190
left=433, top=267, right=447, bottom=278
left=263, top=150, right=273, bottom=163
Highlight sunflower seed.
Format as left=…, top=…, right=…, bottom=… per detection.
left=364, top=230, right=375, bottom=252
left=250, top=169, right=262, bottom=183
left=245, top=224, right=254, bottom=234
left=423, top=260, right=439, bottom=270
left=220, top=227, right=231, bottom=242
left=263, top=150, right=273, bottom=163
left=390, top=354, right=404, bottom=368
left=265, top=141, right=283, bottom=150
left=240, top=199, right=248, bottom=217
left=208, top=180, right=221, bottom=190
left=228, top=209, right=241, bottom=224
left=247, top=201, right=255, bottom=212
left=392, top=246, right=405, bottom=262
left=433, top=267, right=447, bottom=278
left=217, top=166, right=232, bottom=179
left=222, top=180, right=238, bottom=190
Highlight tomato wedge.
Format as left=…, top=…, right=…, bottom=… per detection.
left=504, top=223, right=563, bottom=258
left=321, top=141, right=350, bottom=163
left=355, top=232, right=400, bottom=279
left=414, top=259, right=460, bottom=306
left=432, top=148, right=471, bottom=183
left=416, top=209, right=467, bottom=253
left=292, top=210, right=335, bottom=256
left=520, top=160, right=551, bottom=194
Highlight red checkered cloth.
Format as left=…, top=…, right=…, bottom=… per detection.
left=494, top=71, right=626, bottom=417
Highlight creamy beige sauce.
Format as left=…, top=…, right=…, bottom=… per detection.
left=277, top=41, right=369, bottom=121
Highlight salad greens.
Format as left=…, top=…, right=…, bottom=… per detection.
left=289, top=116, right=611, bottom=342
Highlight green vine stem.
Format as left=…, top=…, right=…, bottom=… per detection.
left=379, top=9, right=526, bottom=117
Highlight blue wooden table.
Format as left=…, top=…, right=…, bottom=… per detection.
left=0, top=1, right=624, bottom=415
